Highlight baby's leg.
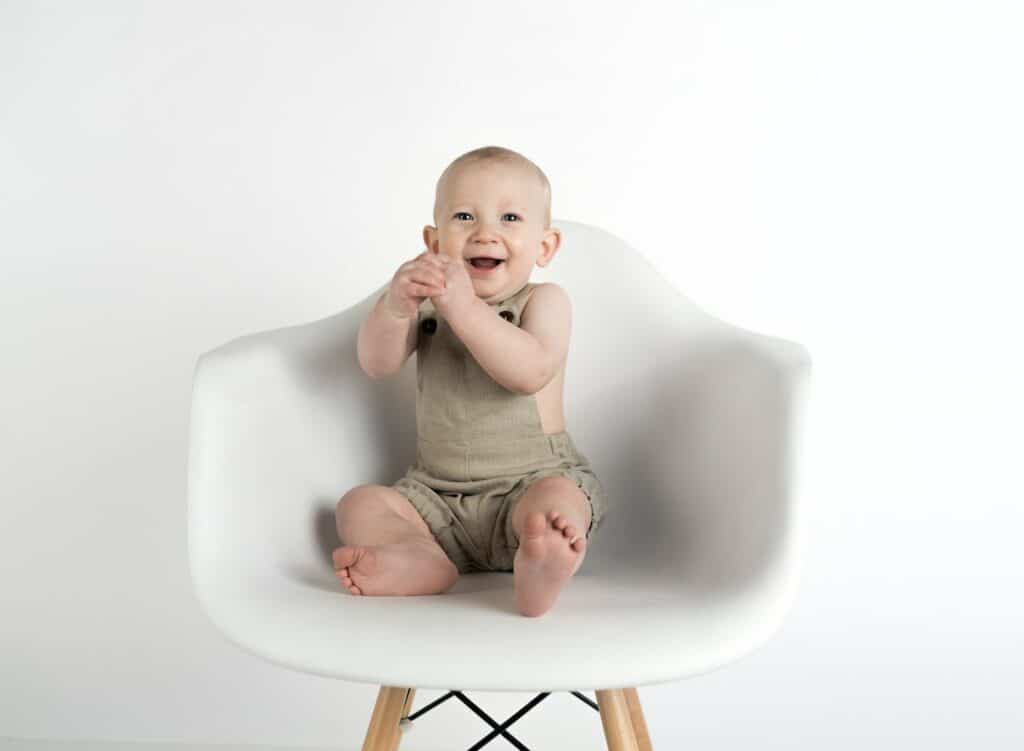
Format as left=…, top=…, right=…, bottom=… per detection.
left=334, top=484, right=458, bottom=596
left=509, top=475, right=592, bottom=617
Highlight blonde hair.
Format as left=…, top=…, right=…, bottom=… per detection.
left=433, top=145, right=552, bottom=228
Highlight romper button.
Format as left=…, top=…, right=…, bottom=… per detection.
left=498, top=310, right=515, bottom=323
left=421, top=317, right=437, bottom=335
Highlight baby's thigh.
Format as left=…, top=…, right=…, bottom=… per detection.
left=341, top=483, right=433, bottom=538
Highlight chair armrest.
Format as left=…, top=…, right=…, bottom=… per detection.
left=187, top=291, right=417, bottom=599
left=641, top=325, right=813, bottom=612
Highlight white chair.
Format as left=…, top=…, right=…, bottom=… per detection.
left=187, top=220, right=813, bottom=750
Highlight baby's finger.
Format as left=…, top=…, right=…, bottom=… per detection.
left=422, top=259, right=448, bottom=280
left=416, top=251, right=438, bottom=269
left=412, top=269, right=446, bottom=288
left=409, top=281, right=441, bottom=297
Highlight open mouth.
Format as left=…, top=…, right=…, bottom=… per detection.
left=468, top=258, right=504, bottom=269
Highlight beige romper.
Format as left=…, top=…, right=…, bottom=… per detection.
left=391, top=280, right=609, bottom=574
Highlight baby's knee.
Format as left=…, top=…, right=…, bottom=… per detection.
left=335, top=484, right=387, bottom=522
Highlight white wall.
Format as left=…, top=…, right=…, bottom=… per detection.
left=2, top=0, right=1022, bottom=748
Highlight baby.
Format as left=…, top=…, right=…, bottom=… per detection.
left=332, top=146, right=608, bottom=617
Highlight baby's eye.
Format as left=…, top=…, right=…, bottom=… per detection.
left=503, top=213, right=521, bottom=222
left=454, top=212, right=472, bottom=221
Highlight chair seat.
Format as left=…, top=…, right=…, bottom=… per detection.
left=194, top=562, right=795, bottom=692
left=188, top=220, right=812, bottom=696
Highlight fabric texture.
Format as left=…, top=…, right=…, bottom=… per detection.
left=390, top=280, right=609, bottom=573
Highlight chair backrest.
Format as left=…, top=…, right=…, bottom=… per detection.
left=189, top=220, right=804, bottom=588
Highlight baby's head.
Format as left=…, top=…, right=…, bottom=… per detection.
left=423, top=146, right=562, bottom=304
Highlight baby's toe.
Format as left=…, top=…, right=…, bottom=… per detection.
left=549, top=512, right=568, bottom=530
left=338, top=575, right=361, bottom=595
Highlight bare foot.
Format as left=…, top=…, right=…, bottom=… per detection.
left=514, top=510, right=587, bottom=617
left=332, top=537, right=457, bottom=596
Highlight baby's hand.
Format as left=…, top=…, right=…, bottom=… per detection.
left=429, top=255, right=477, bottom=320
left=384, top=251, right=448, bottom=319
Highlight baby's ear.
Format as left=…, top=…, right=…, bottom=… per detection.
left=422, top=224, right=439, bottom=251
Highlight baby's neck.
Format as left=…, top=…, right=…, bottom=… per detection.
left=484, top=279, right=532, bottom=307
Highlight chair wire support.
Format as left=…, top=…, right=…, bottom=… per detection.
left=399, top=688, right=600, bottom=751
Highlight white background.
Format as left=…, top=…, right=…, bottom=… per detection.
left=2, top=1, right=1022, bottom=749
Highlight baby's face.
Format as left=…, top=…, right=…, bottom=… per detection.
left=423, top=161, right=561, bottom=304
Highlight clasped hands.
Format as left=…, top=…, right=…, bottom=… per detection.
left=427, top=253, right=480, bottom=321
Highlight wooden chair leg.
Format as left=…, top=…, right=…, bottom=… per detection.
left=596, top=689, right=641, bottom=751
left=390, top=688, right=416, bottom=751
left=362, top=685, right=414, bottom=751
left=623, top=687, right=653, bottom=751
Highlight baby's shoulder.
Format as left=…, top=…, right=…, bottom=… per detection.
left=520, top=282, right=571, bottom=323
left=523, top=281, right=568, bottom=304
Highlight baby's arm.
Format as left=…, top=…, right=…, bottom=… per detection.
left=357, top=292, right=418, bottom=379
left=516, top=283, right=572, bottom=392
left=447, top=283, right=571, bottom=395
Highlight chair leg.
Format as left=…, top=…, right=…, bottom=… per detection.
left=362, top=685, right=413, bottom=751
left=623, top=687, right=653, bottom=751
left=364, top=685, right=647, bottom=751
left=392, top=688, right=416, bottom=751
left=596, top=689, right=642, bottom=751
